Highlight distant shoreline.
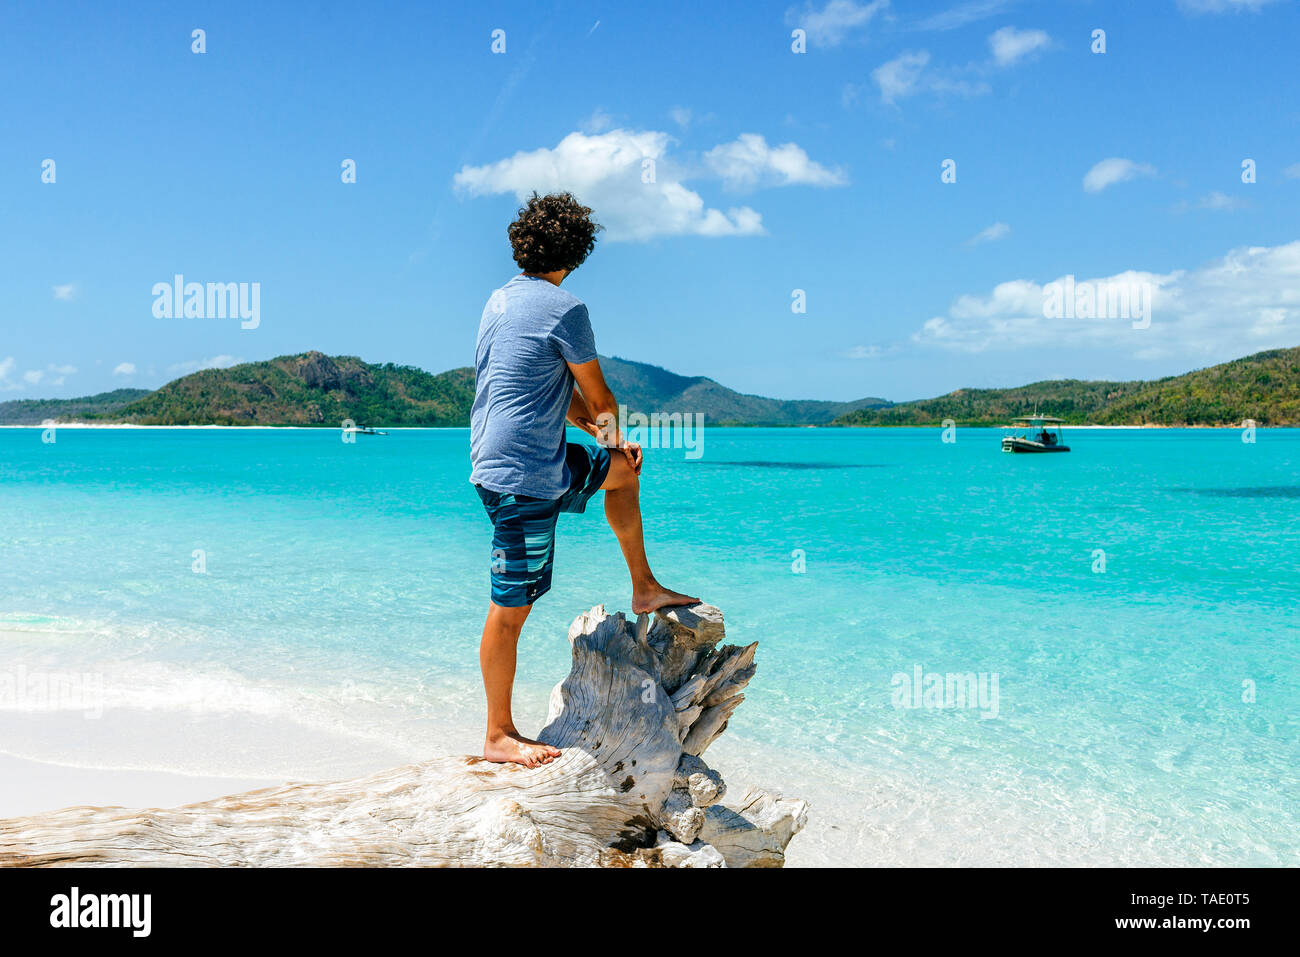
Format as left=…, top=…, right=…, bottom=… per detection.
left=2, top=423, right=1288, bottom=431
left=0, top=423, right=464, bottom=430
left=5, top=346, right=1298, bottom=431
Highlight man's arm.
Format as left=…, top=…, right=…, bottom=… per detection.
left=565, top=387, right=600, bottom=438
left=567, top=358, right=641, bottom=473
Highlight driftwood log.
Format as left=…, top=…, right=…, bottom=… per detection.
left=0, top=604, right=806, bottom=867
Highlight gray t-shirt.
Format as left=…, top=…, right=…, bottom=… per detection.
left=469, top=274, right=598, bottom=498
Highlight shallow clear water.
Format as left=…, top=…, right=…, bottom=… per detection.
left=1, top=426, right=1296, bottom=865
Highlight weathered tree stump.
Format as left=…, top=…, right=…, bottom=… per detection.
left=0, top=604, right=806, bottom=867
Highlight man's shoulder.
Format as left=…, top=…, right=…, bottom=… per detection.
left=506, top=276, right=585, bottom=314
left=536, top=286, right=586, bottom=317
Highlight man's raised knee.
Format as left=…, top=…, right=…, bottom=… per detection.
left=602, top=453, right=638, bottom=491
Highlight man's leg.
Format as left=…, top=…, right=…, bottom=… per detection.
left=601, top=452, right=699, bottom=614
left=480, top=600, right=561, bottom=767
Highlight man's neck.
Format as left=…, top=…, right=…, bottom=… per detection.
left=523, top=270, right=567, bottom=286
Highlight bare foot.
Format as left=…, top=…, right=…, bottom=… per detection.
left=483, top=730, right=561, bottom=768
left=632, top=584, right=701, bottom=615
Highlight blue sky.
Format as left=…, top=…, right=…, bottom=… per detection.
left=3, top=0, right=1298, bottom=402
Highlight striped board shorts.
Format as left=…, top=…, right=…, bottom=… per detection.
left=474, top=442, right=612, bottom=607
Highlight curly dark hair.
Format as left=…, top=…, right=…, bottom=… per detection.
left=508, top=192, right=603, bottom=274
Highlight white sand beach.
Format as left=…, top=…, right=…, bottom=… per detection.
left=0, top=753, right=281, bottom=820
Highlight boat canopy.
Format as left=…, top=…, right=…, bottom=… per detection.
left=1007, top=416, right=1064, bottom=424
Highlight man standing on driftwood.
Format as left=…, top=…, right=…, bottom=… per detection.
left=469, top=192, right=698, bottom=768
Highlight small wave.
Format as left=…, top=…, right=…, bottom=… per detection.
left=0, top=613, right=99, bottom=635
left=701, top=460, right=891, bottom=470
left=1169, top=486, right=1300, bottom=499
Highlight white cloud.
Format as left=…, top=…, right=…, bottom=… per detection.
left=912, top=0, right=1013, bottom=31
left=872, top=50, right=931, bottom=104
left=786, top=0, right=890, bottom=47
left=582, top=109, right=614, bottom=134
left=166, top=355, right=242, bottom=376
left=843, top=345, right=885, bottom=359
left=52, top=283, right=76, bottom=301
left=455, top=129, right=841, bottom=241
left=1282, top=163, right=1300, bottom=179
left=968, top=222, right=1011, bottom=244
left=0, top=361, right=80, bottom=391
left=911, top=240, right=1300, bottom=360
left=45, top=364, right=76, bottom=386
left=870, top=49, right=994, bottom=104
left=1083, top=157, right=1156, bottom=193
left=1173, top=192, right=1249, bottom=213
left=703, top=134, right=847, bottom=190
left=867, top=23, right=1046, bottom=106
left=1199, top=191, right=1248, bottom=211
left=988, top=26, right=1050, bottom=66
left=669, top=107, right=692, bottom=129
left=113, top=362, right=137, bottom=376
left=1177, top=0, right=1284, bottom=13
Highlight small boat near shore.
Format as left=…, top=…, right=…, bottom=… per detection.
left=343, top=426, right=388, bottom=436
left=1001, top=415, right=1070, bottom=453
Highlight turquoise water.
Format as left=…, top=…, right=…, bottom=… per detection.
left=1, top=426, right=1297, bottom=865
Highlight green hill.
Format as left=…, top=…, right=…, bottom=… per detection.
left=599, top=355, right=890, bottom=426
left=87, top=353, right=474, bottom=426
left=835, top=346, right=1300, bottom=427
left=1091, top=347, right=1300, bottom=425
left=0, top=388, right=152, bottom=425
left=40, top=346, right=1298, bottom=429
left=58, top=352, right=887, bottom=427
